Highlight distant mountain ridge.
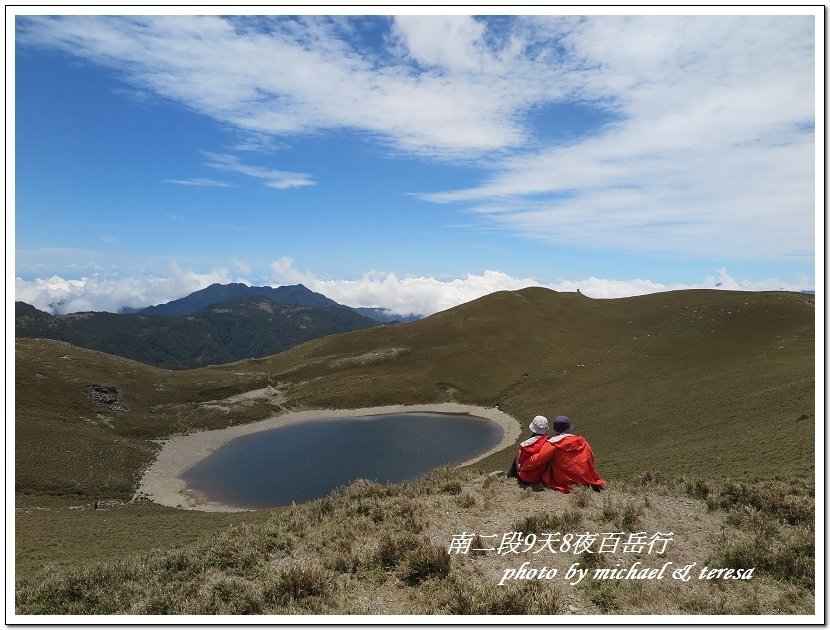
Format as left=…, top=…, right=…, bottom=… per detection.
left=16, top=283, right=422, bottom=368
left=351, top=307, right=420, bottom=324
left=15, top=295, right=379, bottom=369
left=135, top=282, right=421, bottom=323
left=140, top=283, right=342, bottom=316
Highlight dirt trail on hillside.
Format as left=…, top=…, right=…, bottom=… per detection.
left=135, top=403, right=521, bottom=511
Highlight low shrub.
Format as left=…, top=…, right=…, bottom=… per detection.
left=569, top=486, right=594, bottom=509
left=469, top=534, right=489, bottom=556
left=375, top=533, right=450, bottom=584
left=407, top=467, right=471, bottom=496
left=399, top=540, right=451, bottom=585
left=382, top=498, right=424, bottom=532
left=708, top=525, right=814, bottom=589
left=634, top=471, right=670, bottom=488
left=513, top=509, right=582, bottom=535
left=455, top=493, right=477, bottom=508
left=320, top=537, right=362, bottom=574
left=375, top=533, right=421, bottom=570
left=599, top=497, right=643, bottom=530
left=263, top=562, right=334, bottom=606
left=582, top=578, right=624, bottom=613
left=194, top=573, right=262, bottom=614
left=16, top=564, right=131, bottom=615
left=440, top=481, right=463, bottom=495
left=711, top=480, right=814, bottom=526
left=439, top=579, right=562, bottom=615
left=685, top=478, right=711, bottom=500
left=619, top=502, right=642, bottom=531
left=336, top=478, right=398, bottom=502
left=724, top=505, right=780, bottom=539
left=577, top=547, right=606, bottom=570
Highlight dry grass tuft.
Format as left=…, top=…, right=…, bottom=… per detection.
left=399, top=540, right=451, bottom=585
left=194, top=573, right=263, bottom=614
left=685, top=478, right=711, bottom=500
left=513, top=509, right=583, bottom=535
left=374, top=534, right=451, bottom=585
left=436, top=578, right=563, bottom=614
left=569, top=485, right=595, bottom=509
left=599, top=496, right=645, bottom=530
left=708, top=524, right=814, bottom=589
left=263, top=561, right=335, bottom=606
left=710, top=480, right=813, bottom=526
left=375, top=533, right=422, bottom=571
left=454, top=493, right=477, bottom=508
left=15, top=466, right=816, bottom=616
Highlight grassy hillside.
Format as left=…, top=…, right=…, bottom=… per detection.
left=237, top=288, right=815, bottom=481
left=16, top=469, right=815, bottom=615
left=17, top=288, right=814, bottom=498
left=14, top=287, right=815, bottom=612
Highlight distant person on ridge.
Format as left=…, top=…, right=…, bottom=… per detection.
left=518, top=416, right=605, bottom=493
left=506, top=415, right=550, bottom=480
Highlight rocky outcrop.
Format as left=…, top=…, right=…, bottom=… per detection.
left=86, top=385, right=128, bottom=411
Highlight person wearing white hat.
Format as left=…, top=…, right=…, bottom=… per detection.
left=528, top=415, right=549, bottom=435
left=506, top=415, right=550, bottom=479
left=519, top=415, right=606, bottom=493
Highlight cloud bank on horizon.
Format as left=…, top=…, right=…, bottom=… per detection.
left=13, top=13, right=817, bottom=313
left=15, top=261, right=813, bottom=317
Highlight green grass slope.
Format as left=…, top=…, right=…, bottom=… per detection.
left=240, top=288, right=815, bottom=481
left=16, top=287, right=814, bottom=497
left=15, top=287, right=815, bottom=594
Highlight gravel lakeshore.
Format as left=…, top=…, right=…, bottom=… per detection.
left=135, top=403, right=522, bottom=512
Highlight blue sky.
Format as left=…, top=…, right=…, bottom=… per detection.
left=12, top=12, right=819, bottom=315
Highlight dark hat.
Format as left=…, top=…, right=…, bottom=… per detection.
left=553, top=416, right=573, bottom=434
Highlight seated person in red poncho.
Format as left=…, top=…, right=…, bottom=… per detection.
left=518, top=416, right=606, bottom=493
left=506, top=415, right=550, bottom=479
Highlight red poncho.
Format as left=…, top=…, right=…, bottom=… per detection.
left=514, top=434, right=549, bottom=483
left=518, top=434, right=605, bottom=493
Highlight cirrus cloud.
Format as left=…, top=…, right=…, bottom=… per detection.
left=15, top=14, right=816, bottom=269
left=16, top=15, right=542, bottom=158
left=202, top=152, right=316, bottom=189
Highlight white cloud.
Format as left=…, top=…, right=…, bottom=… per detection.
left=231, top=258, right=252, bottom=274
left=16, top=15, right=815, bottom=259
left=420, top=15, right=815, bottom=261
left=15, top=265, right=244, bottom=314
left=15, top=15, right=546, bottom=157
left=270, top=256, right=315, bottom=285
left=203, top=152, right=316, bottom=189
left=321, top=269, right=539, bottom=316
left=391, top=16, right=488, bottom=72
left=16, top=262, right=813, bottom=317
left=268, top=258, right=812, bottom=316
left=270, top=257, right=541, bottom=314
left=162, top=178, right=232, bottom=187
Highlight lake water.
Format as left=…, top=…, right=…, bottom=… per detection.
left=180, top=412, right=503, bottom=509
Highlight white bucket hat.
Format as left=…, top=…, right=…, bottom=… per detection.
left=529, top=415, right=549, bottom=434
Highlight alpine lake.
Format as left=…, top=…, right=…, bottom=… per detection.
left=180, top=412, right=504, bottom=509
